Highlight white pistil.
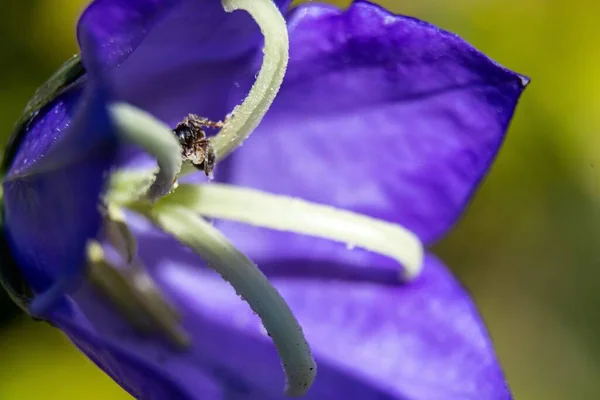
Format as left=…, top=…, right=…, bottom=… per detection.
left=109, top=103, right=182, bottom=202
left=210, top=0, right=289, bottom=161
left=106, top=170, right=158, bottom=205
left=167, top=184, right=425, bottom=280
left=150, top=204, right=316, bottom=397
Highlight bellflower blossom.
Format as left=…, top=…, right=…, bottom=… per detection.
left=0, top=0, right=528, bottom=399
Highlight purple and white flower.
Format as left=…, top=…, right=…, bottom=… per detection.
left=0, top=0, right=528, bottom=398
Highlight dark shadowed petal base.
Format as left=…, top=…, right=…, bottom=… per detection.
left=216, top=0, right=528, bottom=244
left=51, top=213, right=510, bottom=400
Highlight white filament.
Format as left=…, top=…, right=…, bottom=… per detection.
left=169, top=184, right=425, bottom=280
left=210, top=0, right=289, bottom=161
left=109, top=102, right=182, bottom=201
left=151, top=204, right=316, bottom=396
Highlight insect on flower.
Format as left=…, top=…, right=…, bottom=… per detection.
left=172, top=114, right=221, bottom=176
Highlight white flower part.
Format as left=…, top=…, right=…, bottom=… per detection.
left=109, top=102, right=182, bottom=202
left=210, top=0, right=289, bottom=161
left=106, top=169, right=156, bottom=205
left=150, top=203, right=316, bottom=397
left=169, top=184, right=425, bottom=281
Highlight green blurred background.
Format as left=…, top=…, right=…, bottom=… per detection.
left=0, top=0, right=598, bottom=398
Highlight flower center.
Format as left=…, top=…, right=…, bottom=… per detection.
left=90, top=0, right=424, bottom=397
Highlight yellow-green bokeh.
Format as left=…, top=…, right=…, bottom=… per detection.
left=1, top=1, right=599, bottom=399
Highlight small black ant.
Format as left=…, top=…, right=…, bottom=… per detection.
left=172, top=114, right=222, bottom=176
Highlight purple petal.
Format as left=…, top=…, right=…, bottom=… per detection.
left=216, top=0, right=528, bottom=243
left=51, top=214, right=509, bottom=399
left=2, top=81, right=118, bottom=307
left=78, top=0, right=292, bottom=127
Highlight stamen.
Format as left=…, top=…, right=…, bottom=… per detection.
left=149, top=204, right=316, bottom=397
left=210, top=0, right=289, bottom=161
left=167, top=184, right=425, bottom=280
left=103, top=204, right=137, bottom=264
left=109, top=103, right=182, bottom=201
left=86, top=235, right=190, bottom=349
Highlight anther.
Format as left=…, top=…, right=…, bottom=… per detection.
left=87, top=220, right=190, bottom=349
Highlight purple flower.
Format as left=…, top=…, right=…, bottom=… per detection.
left=0, top=0, right=528, bottom=399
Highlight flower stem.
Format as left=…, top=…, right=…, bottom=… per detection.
left=150, top=204, right=316, bottom=397
left=210, top=0, right=289, bottom=161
